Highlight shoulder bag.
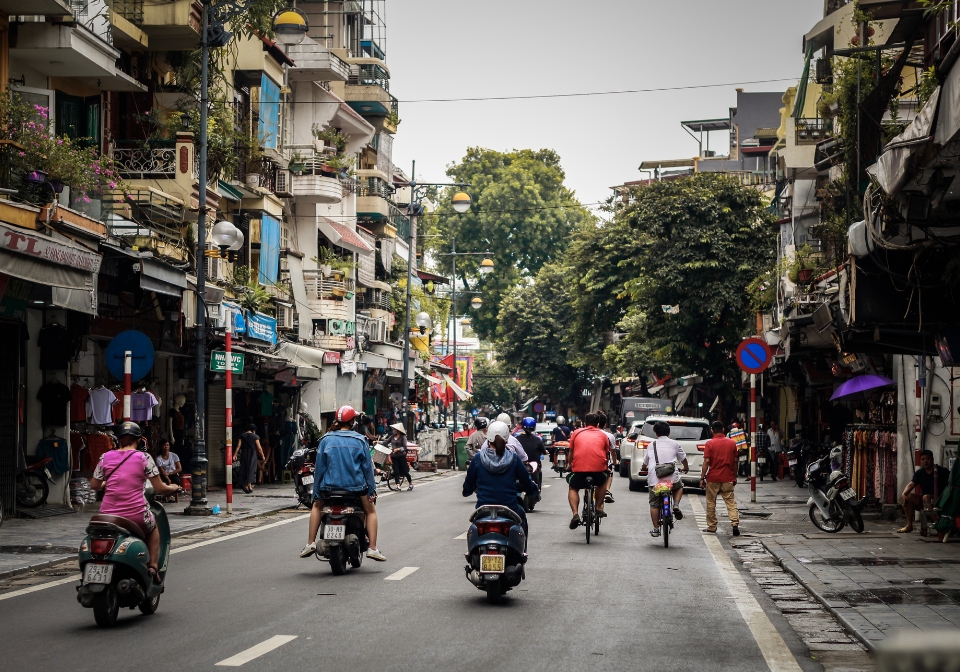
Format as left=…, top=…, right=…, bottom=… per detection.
left=652, top=441, right=676, bottom=479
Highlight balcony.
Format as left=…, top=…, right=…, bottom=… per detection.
left=795, top=118, right=833, bottom=146
left=344, top=63, right=398, bottom=120
left=286, top=41, right=350, bottom=82
left=0, top=0, right=71, bottom=15
left=290, top=164, right=344, bottom=204
left=113, top=142, right=176, bottom=179
left=102, top=187, right=188, bottom=261
left=141, top=0, right=202, bottom=51
left=357, top=287, right=391, bottom=312
left=106, top=0, right=148, bottom=49
left=303, top=270, right=353, bottom=320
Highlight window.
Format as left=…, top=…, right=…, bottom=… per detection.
left=12, top=86, right=55, bottom=130
left=641, top=421, right=710, bottom=441
left=55, top=92, right=101, bottom=147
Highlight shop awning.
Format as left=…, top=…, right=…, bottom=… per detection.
left=275, top=341, right=330, bottom=370
left=673, top=387, right=693, bottom=411
left=319, top=218, right=374, bottom=256
left=218, top=180, right=244, bottom=202
left=441, top=373, right=470, bottom=401
left=360, top=351, right=388, bottom=368
left=416, top=368, right=442, bottom=384
left=0, top=221, right=101, bottom=291
left=140, top=258, right=188, bottom=297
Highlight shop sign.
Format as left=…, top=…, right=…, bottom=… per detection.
left=356, top=361, right=368, bottom=372
left=210, top=351, right=244, bottom=373
left=387, top=359, right=403, bottom=370
left=323, top=351, right=341, bottom=365
left=0, top=222, right=101, bottom=273
left=222, top=301, right=245, bottom=334
left=246, top=312, right=277, bottom=344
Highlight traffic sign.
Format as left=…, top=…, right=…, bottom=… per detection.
left=533, top=402, right=545, bottom=413
left=106, top=330, right=155, bottom=381
left=211, top=351, right=244, bottom=373
left=736, top=338, right=772, bottom=374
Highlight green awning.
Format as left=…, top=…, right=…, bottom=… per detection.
left=218, top=180, right=244, bottom=202
left=793, top=43, right=814, bottom=120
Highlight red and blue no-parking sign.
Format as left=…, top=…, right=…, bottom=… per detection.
left=736, top=338, right=772, bottom=374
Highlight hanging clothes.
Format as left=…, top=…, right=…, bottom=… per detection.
left=86, top=387, right=118, bottom=425
left=70, top=384, right=89, bottom=423
left=36, top=436, right=70, bottom=474
left=36, top=380, right=72, bottom=426
left=37, top=323, right=71, bottom=369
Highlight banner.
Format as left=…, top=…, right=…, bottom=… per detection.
left=246, top=311, right=277, bottom=344
left=456, top=356, right=473, bottom=393
left=222, top=301, right=245, bottom=334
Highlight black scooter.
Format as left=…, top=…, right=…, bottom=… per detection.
left=317, top=489, right=369, bottom=575
left=286, top=447, right=317, bottom=509
left=464, top=505, right=527, bottom=604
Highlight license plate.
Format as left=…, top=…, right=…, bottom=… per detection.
left=301, top=474, right=314, bottom=486
left=83, top=563, right=113, bottom=585
left=789, top=459, right=798, bottom=466
left=739, top=456, right=747, bottom=463
left=840, top=488, right=856, bottom=501
left=758, top=458, right=767, bottom=464
left=323, top=524, right=345, bottom=541
left=479, top=554, right=505, bottom=574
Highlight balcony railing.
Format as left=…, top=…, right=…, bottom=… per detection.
left=349, top=64, right=390, bottom=91
left=109, top=0, right=144, bottom=26
left=357, top=176, right=393, bottom=199
left=390, top=203, right=410, bottom=239
left=795, top=118, right=833, bottom=146
left=357, top=288, right=391, bottom=311
left=340, top=176, right=358, bottom=194
left=112, top=141, right=176, bottom=178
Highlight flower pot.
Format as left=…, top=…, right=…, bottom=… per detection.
left=25, top=169, right=48, bottom=184
left=289, top=163, right=305, bottom=175
left=245, top=173, right=260, bottom=188
left=331, top=269, right=345, bottom=280
left=313, top=139, right=325, bottom=152
left=319, top=164, right=337, bottom=177
left=321, top=264, right=332, bottom=277
left=798, top=268, right=814, bottom=283
left=332, top=288, right=348, bottom=298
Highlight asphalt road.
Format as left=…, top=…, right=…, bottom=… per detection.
left=0, top=471, right=822, bottom=672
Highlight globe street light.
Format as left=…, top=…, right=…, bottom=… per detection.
left=272, top=8, right=308, bottom=45
left=479, top=258, right=494, bottom=275
left=211, top=220, right=241, bottom=255
left=452, top=191, right=472, bottom=214
left=470, top=296, right=483, bottom=309
left=415, top=311, right=432, bottom=335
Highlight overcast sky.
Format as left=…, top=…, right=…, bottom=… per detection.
left=387, top=1, right=825, bottom=208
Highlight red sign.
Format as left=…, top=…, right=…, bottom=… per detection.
left=323, top=351, right=341, bottom=365
left=736, top=338, right=772, bottom=374
left=0, top=222, right=102, bottom=273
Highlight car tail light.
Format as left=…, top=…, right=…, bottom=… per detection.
left=477, top=521, right=511, bottom=536
left=91, top=538, right=115, bottom=555
left=697, top=443, right=706, bottom=452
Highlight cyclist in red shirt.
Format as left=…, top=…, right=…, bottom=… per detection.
left=700, top=421, right=741, bottom=535
left=566, top=413, right=611, bottom=529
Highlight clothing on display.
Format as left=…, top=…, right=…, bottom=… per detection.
left=71, top=430, right=117, bottom=471
left=70, top=384, right=89, bottom=423
left=111, top=389, right=124, bottom=423
left=36, top=380, right=72, bottom=426
left=842, top=425, right=897, bottom=505
left=260, top=391, right=274, bottom=417
left=37, top=323, right=71, bottom=369
left=130, top=390, right=158, bottom=422
left=36, top=436, right=70, bottom=474
left=86, top=387, right=118, bottom=425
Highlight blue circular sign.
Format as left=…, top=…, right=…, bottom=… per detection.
left=736, top=338, right=772, bottom=374
left=105, top=330, right=155, bottom=381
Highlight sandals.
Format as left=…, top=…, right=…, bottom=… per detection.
left=569, top=514, right=581, bottom=530
left=147, top=566, right=163, bottom=586
left=896, top=526, right=913, bottom=534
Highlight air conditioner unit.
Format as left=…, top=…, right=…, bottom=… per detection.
left=368, top=317, right=387, bottom=343
left=275, top=169, right=293, bottom=196
left=277, top=304, right=294, bottom=330
left=205, top=250, right=223, bottom=282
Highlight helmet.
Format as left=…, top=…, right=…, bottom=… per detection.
left=336, top=405, right=357, bottom=424
left=557, top=416, right=565, bottom=425
left=115, top=421, right=142, bottom=438
left=487, top=421, right=510, bottom=442
left=496, top=412, right=511, bottom=425
left=474, top=417, right=489, bottom=430
left=522, top=417, right=536, bottom=431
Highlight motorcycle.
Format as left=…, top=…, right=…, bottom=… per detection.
left=806, top=447, right=864, bottom=533
left=517, top=461, right=542, bottom=512
left=553, top=440, right=569, bottom=475
left=757, top=444, right=774, bottom=481
left=464, top=504, right=527, bottom=604
left=285, top=447, right=317, bottom=509
left=318, top=489, right=369, bottom=575
left=76, top=485, right=169, bottom=627
left=16, top=454, right=55, bottom=508
left=737, top=447, right=750, bottom=477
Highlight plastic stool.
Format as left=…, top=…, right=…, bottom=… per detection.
left=282, top=470, right=293, bottom=485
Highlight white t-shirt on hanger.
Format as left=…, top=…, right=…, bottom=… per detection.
left=86, top=387, right=117, bottom=425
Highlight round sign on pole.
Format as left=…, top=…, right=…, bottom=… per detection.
left=736, top=338, right=772, bottom=375
left=533, top=402, right=545, bottom=414
left=105, top=330, right=155, bottom=381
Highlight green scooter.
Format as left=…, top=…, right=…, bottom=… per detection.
left=76, top=485, right=170, bottom=627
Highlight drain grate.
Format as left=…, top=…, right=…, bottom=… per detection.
left=17, top=506, right=76, bottom=519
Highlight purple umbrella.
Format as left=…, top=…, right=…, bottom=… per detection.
left=829, top=375, right=896, bottom=401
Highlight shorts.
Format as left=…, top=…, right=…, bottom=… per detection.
left=142, top=509, right=157, bottom=533
left=568, top=472, right=608, bottom=490
left=649, top=482, right=683, bottom=507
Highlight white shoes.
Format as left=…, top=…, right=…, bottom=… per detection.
left=366, top=547, right=387, bottom=561
left=300, top=542, right=316, bottom=558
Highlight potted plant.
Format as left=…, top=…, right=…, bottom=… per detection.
left=313, top=248, right=334, bottom=277
left=242, top=127, right=267, bottom=187
left=289, top=151, right=306, bottom=175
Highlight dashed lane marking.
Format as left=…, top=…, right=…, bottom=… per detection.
left=171, top=514, right=310, bottom=555
left=215, top=635, right=298, bottom=666
left=384, top=566, right=419, bottom=581
left=689, top=497, right=802, bottom=672
left=454, top=532, right=468, bottom=540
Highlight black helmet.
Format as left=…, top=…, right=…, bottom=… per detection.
left=474, top=417, right=489, bottom=430
left=115, top=421, right=142, bottom=438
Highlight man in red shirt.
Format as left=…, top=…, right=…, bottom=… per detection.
left=566, top=413, right=611, bottom=529
left=700, top=421, right=741, bottom=536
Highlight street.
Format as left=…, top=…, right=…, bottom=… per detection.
left=0, top=473, right=836, bottom=672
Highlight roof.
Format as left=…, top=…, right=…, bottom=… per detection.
left=639, top=159, right=696, bottom=170
left=416, top=269, right=450, bottom=284
left=740, top=145, right=775, bottom=155
left=258, top=33, right=295, bottom=67
left=681, top=118, right=731, bottom=133
left=318, top=218, right=374, bottom=255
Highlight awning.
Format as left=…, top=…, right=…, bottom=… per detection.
left=286, top=255, right=313, bottom=341
left=874, top=87, right=940, bottom=197
left=416, top=270, right=450, bottom=285
left=519, top=395, right=537, bottom=411
left=275, top=341, right=330, bottom=369
left=441, top=373, right=470, bottom=401
left=416, top=368, right=443, bottom=384
left=360, top=351, right=388, bottom=368
left=0, top=221, right=101, bottom=290
left=218, top=180, right=244, bottom=202
left=319, top=218, right=375, bottom=256
left=673, top=387, right=693, bottom=411
left=140, top=258, right=188, bottom=297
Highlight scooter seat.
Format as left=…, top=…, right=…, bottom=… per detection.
left=90, top=514, right=148, bottom=540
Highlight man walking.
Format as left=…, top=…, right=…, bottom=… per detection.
left=701, top=421, right=740, bottom=536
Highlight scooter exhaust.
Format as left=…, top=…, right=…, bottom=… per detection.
left=117, top=578, right=145, bottom=604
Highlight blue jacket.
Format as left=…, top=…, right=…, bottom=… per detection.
left=313, top=430, right=376, bottom=498
left=463, top=447, right=539, bottom=510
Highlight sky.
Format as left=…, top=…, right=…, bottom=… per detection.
left=387, top=0, right=825, bottom=209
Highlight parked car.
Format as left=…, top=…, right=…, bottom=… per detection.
left=628, top=416, right=711, bottom=492
left=535, top=422, right=557, bottom=450
left=618, top=420, right=644, bottom=477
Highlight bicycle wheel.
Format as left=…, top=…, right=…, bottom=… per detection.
left=663, top=520, right=669, bottom=548
left=594, top=517, right=600, bottom=536
left=583, top=487, right=594, bottom=544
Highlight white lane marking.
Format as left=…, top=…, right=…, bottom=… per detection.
left=689, top=497, right=802, bottom=672
left=454, top=532, right=467, bottom=540
left=0, top=575, right=78, bottom=601
left=384, top=566, right=419, bottom=581
left=172, top=514, right=310, bottom=554
left=543, top=484, right=552, bottom=488
left=215, top=635, right=297, bottom=667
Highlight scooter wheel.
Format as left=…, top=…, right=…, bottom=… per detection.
left=93, top=585, right=119, bottom=627
left=329, top=545, right=348, bottom=575
left=139, top=592, right=160, bottom=615
left=485, top=581, right=502, bottom=605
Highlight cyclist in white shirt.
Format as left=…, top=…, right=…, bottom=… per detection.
left=642, top=421, right=689, bottom=537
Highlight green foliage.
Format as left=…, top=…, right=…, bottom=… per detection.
left=916, top=66, right=939, bottom=108
left=470, top=358, right=521, bottom=411
left=602, top=174, right=776, bottom=397
left=312, top=125, right=348, bottom=152
left=238, top=282, right=272, bottom=314
left=425, top=148, right=595, bottom=341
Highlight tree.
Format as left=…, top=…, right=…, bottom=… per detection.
left=603, top=174, right=776, bottom=397
left=470, top=358, right=521, bottom=412
left=496, top=262, right=593, bottom=404
left=424, top=148, right=594, bottom=341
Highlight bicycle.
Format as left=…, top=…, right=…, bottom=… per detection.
left=581, top=476, right=601, bottom=543
left=653, top=485, right=675, bottom=548
left=376, top=464, right=405, bottom=492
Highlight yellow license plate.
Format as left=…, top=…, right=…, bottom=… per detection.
left=480, top=554, right=505, bottom=574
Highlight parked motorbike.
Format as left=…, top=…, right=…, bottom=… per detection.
left=285, top=447, right=317, bottom=509
left=553, top=441, right=569, bottom=475
left=517, top=461, right=542, bottom=512
left=806, top=447, right=864, bottom=533
left=76, top=485, right=168, bottom=627
left=16, top=455, right=54, bottom=508
left=464, top=504, right=527, bottom=604
left=318, top=489, right=369, bottom=575
left=737, top=447, right=750, bottom=477
left=757, top=444, right=773, bottom=481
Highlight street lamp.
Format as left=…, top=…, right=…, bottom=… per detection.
left=452, top=191, right=472, bottom=214
left=470, top=296, right=483, bottom=309
left=211, top=220, right=241, bottom=257
left=479, top=258, right=494, bottom=275
left=272, top=8, right=308, bottom=45
left=415, top=311, right=432, bottom=335
left=186, top=0, right=308, bottom=515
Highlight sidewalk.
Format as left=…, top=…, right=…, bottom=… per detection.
left=710, top=476, right=960, bottom=651
left=0, top=467, right=457, bottom=579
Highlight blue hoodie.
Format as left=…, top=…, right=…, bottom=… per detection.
left=463, top=447, right=539, bottom=513
left=312, top=430, right=376, bottom=499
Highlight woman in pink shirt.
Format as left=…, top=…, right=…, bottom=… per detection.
left=90, top=422, right=178, bottom=583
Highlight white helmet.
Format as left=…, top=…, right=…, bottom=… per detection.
left=496, top=412, right=511, bottom=425
left=487, top=421, right=510, bottom=442
left=557, top=416, right=565, bottom=425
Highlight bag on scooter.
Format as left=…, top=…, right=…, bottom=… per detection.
left=652, top=441, right=676, bottom=479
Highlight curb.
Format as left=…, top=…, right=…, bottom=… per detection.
left=0, top=500, right=296, bottom=581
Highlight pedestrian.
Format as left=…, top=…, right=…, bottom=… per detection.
left=237, top=424, right=265, bottom=494
left=755, top=423, right=775, bottom=481
left=389, top=423, right=413, bottom=491
left=701, top=421, right=740, bottom=536
left=898, top=449, right=951, bottom=534
left=362, top=415, right=377, bottom=444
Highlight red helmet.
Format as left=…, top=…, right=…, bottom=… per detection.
left=336, top=405, right=357, bottom=424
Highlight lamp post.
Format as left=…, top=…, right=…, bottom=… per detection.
left=185, top=3, right=306, bottom=515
